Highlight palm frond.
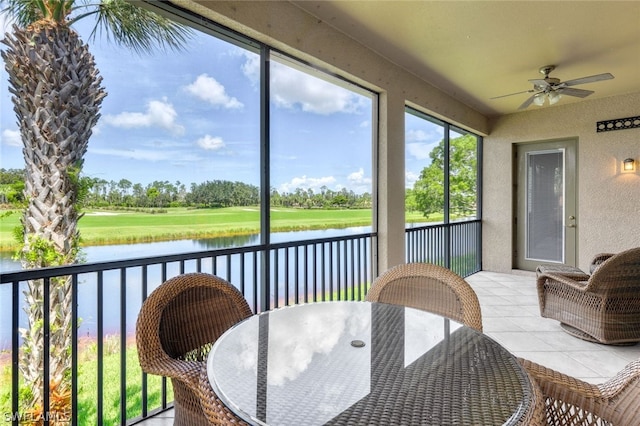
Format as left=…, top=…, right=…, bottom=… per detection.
left=82, top=0, right=192, bottom=54
left=1, top=0, right=77, bottom=25
left=1, top=0, right=48, bottom=27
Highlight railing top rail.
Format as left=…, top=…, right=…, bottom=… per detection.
left=405, top=218, right=480, bottom=232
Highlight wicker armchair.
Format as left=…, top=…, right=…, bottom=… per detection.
left=136, top=273, right=253, bottom=425
left=536, top=247, right=640, bottom=344
left=519, top=357, right=640, bottom=425
left=366, top=262, right=483, bottom=332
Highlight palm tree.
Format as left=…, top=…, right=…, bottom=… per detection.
left=1, top=0, right=191, bottom=420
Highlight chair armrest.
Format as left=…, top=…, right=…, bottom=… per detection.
left=137, top=346, right=201, bottom=389
left=597, top=360, right=640, bottom=399
left=537, top=272, right=591, bottom=292
left=590, top=252, right=614, bottom=265
left=536, top=264, right=589, bottom=281
left=520, top=357, right=640, bottom=424
left=589, top=252, right=615, bottom=273
left=518, top=357, right=603, bottom=403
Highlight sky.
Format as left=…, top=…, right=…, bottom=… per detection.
left=0, top=10, right=439, bottom=194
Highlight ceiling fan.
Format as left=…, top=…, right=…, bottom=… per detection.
left=491, top=65, right=614, bottom=110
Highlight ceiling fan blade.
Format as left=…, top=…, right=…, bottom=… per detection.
left=528, top=78, right=550, bottom=88
left=518, top=94, right=537, bottom=110
left=490, top=89, right=533, bottom=99
left=563, top=73, right=614, bottom=87
left=556, top=87, right=594, bottom=98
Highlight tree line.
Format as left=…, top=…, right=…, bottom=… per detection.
left=0, top=169, right=372, bottom=209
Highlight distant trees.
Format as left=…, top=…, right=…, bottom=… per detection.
left=0, top=168, right=25, bottom=204
left=272, top=185, right=372, bottom=209
left=186, top=180, right=259, bottom=207
left=0, top=170, right=371, bottom=210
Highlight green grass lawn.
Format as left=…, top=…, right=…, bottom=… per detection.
left=0, top=341, right=172, bottom=426
left=77, top=342, right=173, bottom=425
left=0, top=207, right=431, bottom=252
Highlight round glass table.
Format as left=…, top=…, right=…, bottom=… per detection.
left=207, top=301, right=536, bottom=425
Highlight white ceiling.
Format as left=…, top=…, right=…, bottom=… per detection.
left=292, top=1, right=640, bottom=117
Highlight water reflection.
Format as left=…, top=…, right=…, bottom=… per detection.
left=266, top=302, right=368, bottom=385
left=209, top=302, right=372, bottom=425
left=195, top=233, right=258, bottom=249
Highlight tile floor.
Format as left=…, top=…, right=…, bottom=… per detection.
left=468, top=270, right=640, bottom=383
left=137, top=270, right=640, bottom=425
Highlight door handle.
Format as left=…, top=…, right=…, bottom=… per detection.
left=567, top=224, right=576, bottom=228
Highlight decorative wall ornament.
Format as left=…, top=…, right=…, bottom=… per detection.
left=596, top=115, right=640, bottom=132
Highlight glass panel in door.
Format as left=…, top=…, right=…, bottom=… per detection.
left=525, top=150, right=564, bottom=262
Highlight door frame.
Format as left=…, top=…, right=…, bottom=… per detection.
left=513, top=139, right=578, bottom=271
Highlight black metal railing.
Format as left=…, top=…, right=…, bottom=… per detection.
left=405, top=219, right=482, bottom=277
left=0, top=232, right=376, bottom=425
left=0, top=220, right=481, bottom=425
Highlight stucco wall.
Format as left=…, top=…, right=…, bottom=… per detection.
left=484, top=92, right=640, bottom=273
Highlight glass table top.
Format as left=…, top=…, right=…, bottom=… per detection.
left=207, top=301, right=533, bottom=425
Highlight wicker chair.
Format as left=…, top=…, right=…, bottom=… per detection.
left=366, top=262, right=483, bottom=332
left=536, top=247, right=640, bottom=344
left=136, top=273, right=253, bottom=425
left=519, top=357, right=640, bottom=425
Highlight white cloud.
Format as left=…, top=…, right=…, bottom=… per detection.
left=89, top=147, right=200, bottom=163
left=405, top=170, right=420, bottom=188
left=1, top=129, right=21, bottom=147
left=407, top=142, right=437, bottom=160
left=347, top=168, right=372, bottom=194
left=90, top=147, right=171, bottom=161
left=196, top=135, right=226, bottom=151
left=279, top=175, right=337, bottom=193
left=241, top=53, right=260, bottom=85
left=406, top=129, right=428, bottom=142
left=242, top=54, right=364, bottom=115
left=103, top=98, right=184, bottom=135
left=274, top=154, right=297, bottom=161
left=348, top=168, right=371, bottom=186
left=274, top=68, right=362, bottom=115
left=185, top=74, right=243, bottom=109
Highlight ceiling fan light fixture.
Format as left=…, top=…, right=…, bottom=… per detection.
left=533, top=93, right=545, bottom=106
left=548, top=91, right=562, bottom=105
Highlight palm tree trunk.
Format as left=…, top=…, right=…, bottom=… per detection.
left=2, top=22, right=106, bottom=422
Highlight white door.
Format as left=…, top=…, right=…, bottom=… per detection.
left=515, top=140, right=577, bottom=271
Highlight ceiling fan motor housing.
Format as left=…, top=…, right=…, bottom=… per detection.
left=539, top=65, right=556, bottom=76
